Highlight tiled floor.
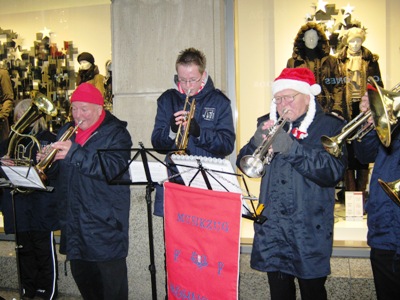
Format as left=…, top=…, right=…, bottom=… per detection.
left=0, top=289, right=82, bottom=300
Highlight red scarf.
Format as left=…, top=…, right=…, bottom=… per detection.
left=75, top=110, right=106, bottom=145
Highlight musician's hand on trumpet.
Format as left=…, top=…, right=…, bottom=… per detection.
left=271, top=127, right=293, bottom=154
left=51, top=140, right=72, bottom=161
left=251, top=120, right=274, bottom=147
left=36, top=144, right=52, bottom=163
left=170, top=110, right=200, bottom=137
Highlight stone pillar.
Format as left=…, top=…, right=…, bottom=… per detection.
left=111, top=1, right=227, bottom=298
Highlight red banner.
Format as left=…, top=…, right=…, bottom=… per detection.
left=164, top=182, right=242, bottom=300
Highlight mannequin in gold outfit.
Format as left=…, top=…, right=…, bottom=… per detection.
left=337, top=27, right=383, bottom=202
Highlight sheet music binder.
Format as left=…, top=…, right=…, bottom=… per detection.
left=1, top=160, right=47, bottom=190
left=169, top=154, right=243, bottom=193
left=169, top=154, right=266, bottom=220
left=97, top=147, right=170, bottom=185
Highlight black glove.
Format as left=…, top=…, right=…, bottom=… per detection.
left=271, top=128, right=293, bottom=154
left=189, top=118, right=200, bottom=137
left=251, top=122, right=268, bottom=147
left=170, top=115, right=179, bottom=133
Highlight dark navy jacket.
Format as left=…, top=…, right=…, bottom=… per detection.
left=237, top=104, right=347, bottom=279
left=353, top=126, right=400, bottom=255
left=151, top=76, right=235, bottom=216
left=52, top=111, right=132, bottom=261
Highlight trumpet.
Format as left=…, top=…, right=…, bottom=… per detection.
left=240, top=109, right=290, bottom=178
left=321, top=111, right=373, bottom=158
left=35, top=120, right=82, bottom=182
left=175, top=90, right=196, bottom=154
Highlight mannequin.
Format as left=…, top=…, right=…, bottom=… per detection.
left=76, top=52, right=105, bottom=96
left=337, top=27, right=383, bottom=203
left=287, top=22, right=343, bottom=114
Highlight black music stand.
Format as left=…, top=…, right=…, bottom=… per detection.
left=168, top=154, right=267, bottom=224
left=97, top=143, right=174, bottom=300
left=0, top=160, right=53, bottom=300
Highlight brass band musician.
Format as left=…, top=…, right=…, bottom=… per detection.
left=151, top=47, right=235, bottom=217
left=237, top=68, right=347, bottom=300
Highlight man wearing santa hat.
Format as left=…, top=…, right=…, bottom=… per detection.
left=40, top=82, right=132, bottom=300
left=237, top=68, right=348, bottom=300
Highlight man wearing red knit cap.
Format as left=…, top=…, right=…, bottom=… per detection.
left=39, top=82, right=132, bottom=300
left=237, top=68, right=348, bottom=300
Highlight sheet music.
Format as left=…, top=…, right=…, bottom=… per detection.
left=1, top=165, right=46, bottom=190
left=170, top=154, right=243, bottom=193
left=129, top=160, right=168, bottom=183
left=170, top=154, right=250, bottom=214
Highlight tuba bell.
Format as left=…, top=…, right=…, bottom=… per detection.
left=175, top=90, right=196, bottom=155
left=368, top=79, right=400, bottom=208
left=368, top=76, right=400, bottom=147
left=7, top=91, right=58, bottom=162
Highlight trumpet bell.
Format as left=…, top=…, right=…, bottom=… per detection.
left=368, top=76, right=400, bottom=147
left=240, top=155, right=265, bottom=178
left=320, top=135, right=341, bottom=157
left=378, top=178, right=400, bottom=208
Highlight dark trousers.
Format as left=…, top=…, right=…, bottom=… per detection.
left=18, top=231, right=58, bottom=299
left=267, top=271, right=327, bottom=300
left=70, top=258, right=128, bottom=300
left=370, top=247, right=400, bottom=300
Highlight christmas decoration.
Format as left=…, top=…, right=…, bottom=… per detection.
left=306, top=1, right=366, bottom=53
left=0, top=27, right=82, bottom=132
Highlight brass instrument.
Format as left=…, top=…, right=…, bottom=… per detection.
left=368, top=77, right=400, bottom=147
left=378, top=178, right=400, bottom=208
left=321, top=78, right=400, bottom=157
left=240, top=109, right=290, bottom=178
left=7, top=92, right=58, bottom=162
left=321, top=111, right=372, bottom=158
left=35, top=121, right=82, bottom=181
left=175, top=90, right=196, bottom=154
left=369, top=78, right=400, bottom=206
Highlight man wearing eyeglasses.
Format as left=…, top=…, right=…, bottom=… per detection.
left=237, top=68, right=347, bottom=300
left=151, top=47, right=235, bottom=217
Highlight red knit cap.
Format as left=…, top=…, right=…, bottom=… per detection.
left=70, top=83, right=104, bottom=105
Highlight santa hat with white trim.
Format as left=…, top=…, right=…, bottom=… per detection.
left=270, top=68, right=321, bottom=139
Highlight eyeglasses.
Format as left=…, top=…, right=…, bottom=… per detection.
left=178, top=77, right=202, bottom=85
left=272, top=93, right=301, bottom=104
